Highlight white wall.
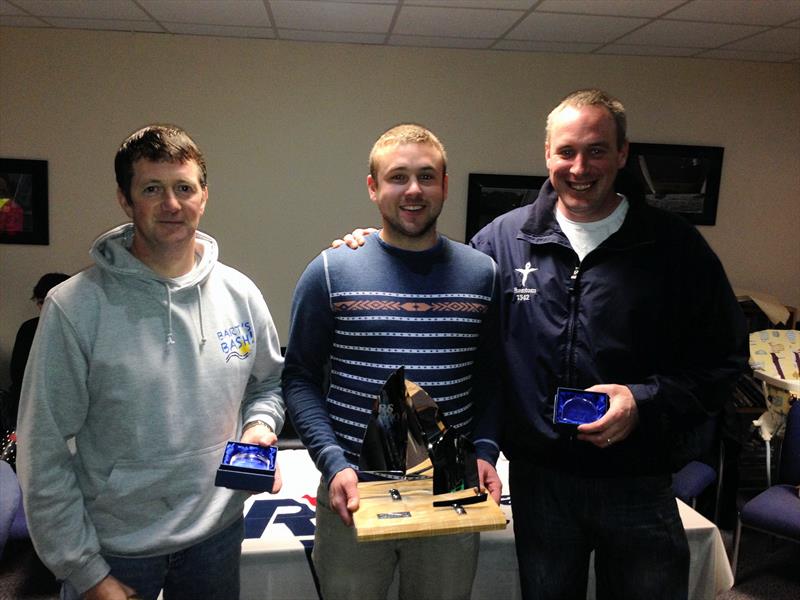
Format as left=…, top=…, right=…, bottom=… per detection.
left=1, top=28, right=799, bottom=387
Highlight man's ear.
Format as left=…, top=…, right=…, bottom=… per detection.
left=367, top=174, right=378, bottom=204
left=442, top=173, right=449, bottom=202
left=117, top=188, right=133, bottom=218
left=617, top=140, right=629, bottom=169
left=199, top=186, right=208, bottom=215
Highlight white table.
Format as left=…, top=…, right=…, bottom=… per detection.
left=240, top=450, right=733, bottom=600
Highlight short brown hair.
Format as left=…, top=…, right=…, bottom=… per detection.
left=115, top=124, right=207, bottom=204
left=546, top=89, right=627, bottom=150
left=369, top=123, right=447, bottom=180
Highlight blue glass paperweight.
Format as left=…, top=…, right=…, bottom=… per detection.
left=553, top=387, right=609, bottom=426
left=215, top=441, right=277, bottom=492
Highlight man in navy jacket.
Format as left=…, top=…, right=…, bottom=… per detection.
left=470, top=89, right=747, bottom=600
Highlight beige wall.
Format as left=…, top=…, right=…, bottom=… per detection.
left=1, top=28, right=798, bottom=387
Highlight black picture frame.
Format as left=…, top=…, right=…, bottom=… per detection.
left=466, top=173, right=548, bottom=242
left=620, top=143, right=724, bottom=226
left=0, top=158, right=49, bottom=245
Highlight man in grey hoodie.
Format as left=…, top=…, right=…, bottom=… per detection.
left=17, top=125, right=285, bottom=600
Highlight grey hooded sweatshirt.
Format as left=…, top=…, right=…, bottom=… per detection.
left=17, top=223, right=285, bottom=594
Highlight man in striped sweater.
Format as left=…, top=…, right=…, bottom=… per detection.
left=282, top=124, right=501, bottom=600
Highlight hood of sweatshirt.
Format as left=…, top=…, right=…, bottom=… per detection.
left=89, top=223, right=218, bottom=345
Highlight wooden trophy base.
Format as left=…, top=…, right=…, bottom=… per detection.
left=353, top=478, right=507, bottom=542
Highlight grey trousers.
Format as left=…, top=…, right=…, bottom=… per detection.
left=313, top=480, right=479, bottom=600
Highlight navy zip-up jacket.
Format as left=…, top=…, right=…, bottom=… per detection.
left=471, top=180, right=747, bottom=477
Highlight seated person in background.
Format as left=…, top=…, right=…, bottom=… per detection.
left=17, top=124, right=285, bottom=600
left=282, top=123, right=502, bottom=600
left=4, top=272, right=71, bottom=431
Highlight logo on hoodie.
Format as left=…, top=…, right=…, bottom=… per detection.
left=513, top=262, right=538, bottom=302
left=217, top=321, right=254, bottom=362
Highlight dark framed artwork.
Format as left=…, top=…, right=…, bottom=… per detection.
left=466, top=173, right=547, bottom=241
left=620, top=143, right=724, bottom=226
left=0, top=158, right=49, bottom=244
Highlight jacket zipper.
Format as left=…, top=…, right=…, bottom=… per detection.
left=565, top=264, right=581, bottom=386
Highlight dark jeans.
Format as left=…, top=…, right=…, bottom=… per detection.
left=61, top=517, right=243, bottom=600
left=509, top=461, right=689, bottom=600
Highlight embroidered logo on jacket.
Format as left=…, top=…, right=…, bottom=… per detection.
left=515, top=262, right=537, bottom=286
left=217, top=321, right=254, bottom=362
left=513, top=262, right=538, bottom=302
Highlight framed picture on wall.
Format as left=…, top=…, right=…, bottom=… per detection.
left=0, top=158, right=49, bottom=245
left=466, top=173, right=548, bottom=241
left=620, top=143, right=724, bottom=226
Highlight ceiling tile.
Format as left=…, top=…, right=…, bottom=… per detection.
left=410, top=0, right=535, bottom=8
left=394, top=5, right=523, bottom=37
left=0, top=15, right=47, bottom=27
left=724, top=27, right=800, bottom=53
left=389, top=34, right=494, bottom=49
left=12, top=0, right=148, bottom=20
left=270, top=0, right=394, bottom=32
left=508, top=12, right=648, bottom=43
left=597, top=43, right=700, bottom=57
left=0, top=0, right=27, bottom=16
left=494, top=39, right=600, bottom=53
left=278, top=29, right=387, bottom=44
left=617, top=19, right=768, bottom=48
left=165, top=22, right=275, bottom=39
left=42, top=17, right=163, bottom=32
left=698, top=48, right=798, bottom=63
left=312, top=0, right=395, bottom=3
left=536, top=0, right=684, bottom=19
left=667, top=0, right=800, bottom=26
left=140, top=0, right=269, bottom=27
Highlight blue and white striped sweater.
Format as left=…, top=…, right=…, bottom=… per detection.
left=283, top=234, right=498, bottom=484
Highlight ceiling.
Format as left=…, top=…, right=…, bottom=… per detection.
left=2, top=0, right=799, bottom=64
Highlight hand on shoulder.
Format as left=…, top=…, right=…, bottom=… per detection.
left=330, top=227, right=377, bottom=249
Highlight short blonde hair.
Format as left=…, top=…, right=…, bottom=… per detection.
left=546, top=89, right=627, bottom=150
left=369, top=123, right=447, bottom=180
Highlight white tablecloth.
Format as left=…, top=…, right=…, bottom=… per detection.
left=240, top=450, right=733, bottom=600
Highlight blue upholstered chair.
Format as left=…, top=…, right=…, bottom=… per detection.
left=731, top=399, right=800, bottom=580
left=1, top=459, right=28, bottom=559
left=672, top=458, right=721, bottom=515
left=672, top=417, right=725, bottom=521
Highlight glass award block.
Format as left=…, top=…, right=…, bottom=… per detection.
left=215, top=441, right=277, bottom=492
left=553, top=387, right=609, bottom=426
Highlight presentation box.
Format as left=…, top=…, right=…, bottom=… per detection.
left=215, top=441, right=277, bottom=493
left=553, top=387, right=609, bottom=427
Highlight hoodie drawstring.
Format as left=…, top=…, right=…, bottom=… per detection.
left=162, top=283, right=207, bottom=346
left=196, top=286, right=207, bottom=344
left=164, top=285, right=176, bottom=345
